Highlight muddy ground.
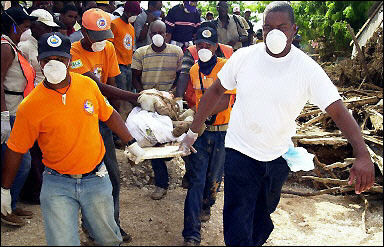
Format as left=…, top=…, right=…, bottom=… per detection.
left=1, top=149, right=383, bottom=246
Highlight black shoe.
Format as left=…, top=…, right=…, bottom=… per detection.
left=181, top=174, right=189, bottom=189
left=120, top=228, right=132, bottom=243
left=200, top=210, right=210, bottom=222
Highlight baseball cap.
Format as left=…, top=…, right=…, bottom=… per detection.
left=233, top=5, right=240, bottom=13
left=245, top=9, right=251, bottom=13
left=124, top=1, right=141, bottom=15
left=2, top=7, right=38, bottom=26
left=195, top=27, right=218, bottom=46
left=37, top=32, right=71, bottom=60
left=82, top=8, right=114, bottom=42
left=30, top=9, right=59, bottom=27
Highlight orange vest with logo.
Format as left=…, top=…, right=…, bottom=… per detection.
left=185, top=44, right=233, bottom=108
left=1, top=37, right=35, bottom=98
left=189, top=57, right=235, bottom=126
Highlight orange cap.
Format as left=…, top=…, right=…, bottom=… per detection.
left=82, top=8, right=114, bottom=41
left=82, top=8, right=111, bottom=31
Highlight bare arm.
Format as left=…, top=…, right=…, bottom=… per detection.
left=82, top=71, right=139, bottom=104
left=106, top=76, right=121, bottom=111
left=190, top=78, right=227, bottom=132
left=175, top=73, right=190, bottom=98
left=211, top=94, right=231, bottom=115
left=1, top=147, right=24, bottom=189
left=132, top=69, right=144, bottom=92
left=1, top=44, right=15, bottom=112
left=325, top=99, right=375, bottom=194
left=104, top=109, right=134, bottom=144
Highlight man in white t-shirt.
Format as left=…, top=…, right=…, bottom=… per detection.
left=179, top=2, right=375, bottom=246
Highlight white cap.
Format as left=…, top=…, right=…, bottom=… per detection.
left=233, top=5, right=240, bottom=13
left=30, top=9, right=59, bottom=27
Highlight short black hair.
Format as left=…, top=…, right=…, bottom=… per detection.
left=148, top=1, right=161, bottom=8
left=263, top=1, right=294, bottom=24
left=61, top=4, right=78, bottom=15
left=206, top=12, right=213, bottom=17
left=200, top=21, right=217, bottom=30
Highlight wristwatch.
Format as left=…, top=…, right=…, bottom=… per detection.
left=127, top=138, right=137, bottom=146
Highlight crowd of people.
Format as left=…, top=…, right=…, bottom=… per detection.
left=1, top=1, right=375, bottom=246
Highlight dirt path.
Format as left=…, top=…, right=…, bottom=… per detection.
left=1, top=150, right=383, bottom=246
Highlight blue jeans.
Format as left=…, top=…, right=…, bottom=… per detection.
left=40, top=163, right=122, bottom=246
left=1, top=115, right=31, bottom=210
left=115, top=64, right=133, bottom=92
left=182, top=131, right=226, bottom=243
left=151, top=158, right=170, bottom=189
left=223, top=148, right=290, bottom=246
left=98, top=121, right=121, bottom=228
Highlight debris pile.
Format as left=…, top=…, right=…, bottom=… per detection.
left=120, top=156, right=186, bottom=189
left=323, top=27, right=383, bottom=89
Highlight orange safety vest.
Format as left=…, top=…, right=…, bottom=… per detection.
left=185, top=44, right=233, bottom=108
left=190, top=57, right=235, bottom=126
left=1, top=37, right=35, bottom=98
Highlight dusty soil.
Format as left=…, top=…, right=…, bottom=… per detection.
left=1, top=149, right=383, bottom=246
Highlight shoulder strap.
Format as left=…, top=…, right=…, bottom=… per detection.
left=232, top=15, right=244, bottom=30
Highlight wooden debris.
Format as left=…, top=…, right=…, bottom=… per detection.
left=298, top=137, right=348, bottom=146
left=367, top=145, right=383, bottom=175
left=323, top=158, right=356, bottom=170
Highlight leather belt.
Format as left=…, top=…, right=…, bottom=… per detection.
left=64, top=163, right=102, bottom=179
left=205, top=124, right=228, bottom=132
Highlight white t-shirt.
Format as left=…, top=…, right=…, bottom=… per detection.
left=218, top=43, right=341, bottom=162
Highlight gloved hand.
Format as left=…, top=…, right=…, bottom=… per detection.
left=1, top=111, right=11, bottom=144
left=1, top=187, right=12, bottom=216
left=175, top=97, right=183, bottom=112
left=127, top=142, right=146, bottom=164
left=178, top=129, right=198, bottom=155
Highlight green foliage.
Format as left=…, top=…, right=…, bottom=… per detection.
left=161, top=1, right=376, bottom=59
left=291, top=1, right=376, bottom=58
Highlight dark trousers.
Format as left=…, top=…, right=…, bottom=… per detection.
left=19, top=142, right=44, bottom=204
left=151, top=158, right=170, bottom=189
left=98, top=121, right=121, bottom=228
left=182, top=131, right=226, bottom=242
left=223, top=148, right=290, bottom=246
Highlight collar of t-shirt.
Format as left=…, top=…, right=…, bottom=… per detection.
left=261, top=43, right=296, bottom=64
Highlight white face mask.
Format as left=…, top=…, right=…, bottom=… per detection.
left=198, top=48, right=213, bottom=62
left=265, top=29, right=288, bottom=55
left=91, top=40, right=107, bottom=52
left=128, top=15, right=137, bottom=23
left=42, top=60, right=68, bottom=84
left=152, top=34, right=164, bottom=47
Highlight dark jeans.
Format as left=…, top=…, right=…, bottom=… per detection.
left=98, top=121, right=121, bottom=228
left=115, top=64, right=133, bottom=92
left=19, top=141, right=44, bottom=204
left=223, top=148, right=290, bottom=246
left=1, top=115, right=31, bottom=210
left=151, top=158, right=170, bottom=189
left=182, top=131, right=226, bottom=243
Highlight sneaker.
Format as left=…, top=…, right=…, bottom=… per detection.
left=184, top=238, right=200, bottom=246
left=200, top=210, right=210, bottom=222
left=119, top=227, right=132, bottom=243
left=150, top=187, right=167, bottom=200
left=13, top=208, right=33, bottom=219
left=1, top=213, right=26, bottom=226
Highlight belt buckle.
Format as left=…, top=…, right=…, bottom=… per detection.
left=70, top=174, right=82, bottom=179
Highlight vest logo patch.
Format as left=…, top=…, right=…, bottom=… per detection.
left=84, top=100, right=94, bottom=114
left=123, top=34, right=132, bottom=50
left=71, top=59, right=83, bottom=69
